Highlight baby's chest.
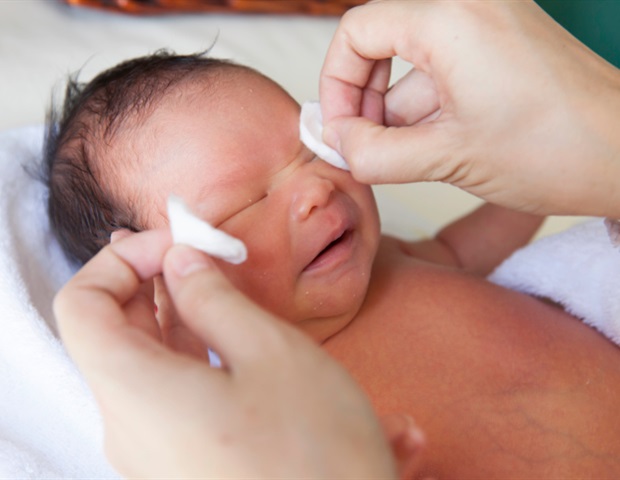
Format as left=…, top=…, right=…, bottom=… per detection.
left=324, top=264, right=620, bottom=478
left=325, top=266, right=542, bottom=401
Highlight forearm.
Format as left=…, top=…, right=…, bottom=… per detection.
left=436, top=204, right=545, bottom=276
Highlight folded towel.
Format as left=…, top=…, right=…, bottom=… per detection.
left=489, top=219, right=620, bottom=346
left=0, top=126, right=119, bottom=478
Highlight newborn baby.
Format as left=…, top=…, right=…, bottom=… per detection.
left=46, top=51, right=620, bottom=479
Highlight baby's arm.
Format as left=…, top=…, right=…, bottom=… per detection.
left=401, top=203, right=544, bottom=276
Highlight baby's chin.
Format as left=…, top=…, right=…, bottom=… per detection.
left=288, top=259, right=375, bottom=342
left=290, top=291, right=368, bottom=344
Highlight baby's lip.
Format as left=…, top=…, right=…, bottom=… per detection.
left=301, top=209, right=354, bottom=274
left=304, top=229, right=353, bottom=274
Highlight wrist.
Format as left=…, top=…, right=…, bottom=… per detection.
left=574, top=64, right=620, bottom=218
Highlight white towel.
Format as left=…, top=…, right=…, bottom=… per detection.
left=489, top=219, right=620, bottom=346
left=0, top=126, right=119, bottom=478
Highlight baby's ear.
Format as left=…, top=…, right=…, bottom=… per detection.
left=110, top=228, right=134, bottom=244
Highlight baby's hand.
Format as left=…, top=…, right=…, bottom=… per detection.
left=380, top=413, right=426, bottom=480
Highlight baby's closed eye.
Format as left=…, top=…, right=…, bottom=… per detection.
left=215, top=192, right=268, bottom=227
left=217, top=150, right=316, bottom=226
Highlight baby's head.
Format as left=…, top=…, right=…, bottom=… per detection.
left=46, top=51, right=381, bottom=340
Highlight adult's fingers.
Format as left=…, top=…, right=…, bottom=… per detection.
left=384, top=68, right=440, bottom=127
left=163, top=245, right=298, bottom=370
left=320, top=1, right=434, bottom=124
left=323, top=113, right=463, bottom=186
left=154, top=275, right=209, bottom=360
left=359, top=57, right=392, bottom=124
left=61, top=228, right=172, bottom=307
left=110, top=228, right=159, bottom=338
left=55, top=229, right=172, bottom=380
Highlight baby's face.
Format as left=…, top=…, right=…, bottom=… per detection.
left=124, top=70, right=380, bottom=341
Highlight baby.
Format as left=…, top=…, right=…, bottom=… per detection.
left=45, top=51, right=620, bottom=479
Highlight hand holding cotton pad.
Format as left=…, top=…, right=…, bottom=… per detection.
left=167, top=194, right=247, bottom=264
left=300, top=101, right=349, bottom=170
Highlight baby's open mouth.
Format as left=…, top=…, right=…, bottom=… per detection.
left=305, top=230, right=352, bottom=271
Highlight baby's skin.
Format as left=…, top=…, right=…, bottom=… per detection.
left=106, top=67, right=620, bottom=478
left=324, top=237, right=620, bottom=478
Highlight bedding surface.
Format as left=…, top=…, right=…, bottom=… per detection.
left=0, top=126, right=116, bottom=478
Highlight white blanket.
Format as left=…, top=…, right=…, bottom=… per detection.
left=0, top=126, right=119, bottom=478
left=0, top=126, right=618, bottom=478
left=490, top=219, right=620, bottom=345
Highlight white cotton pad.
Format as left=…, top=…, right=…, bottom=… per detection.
left=167, top=194, right=247, bottom=265
left=300, top=101, right=349, bottom=171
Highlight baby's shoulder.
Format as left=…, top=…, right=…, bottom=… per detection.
left=372, top=235, right=464, bottom=295
left=377, top=233, right=460, bottom=269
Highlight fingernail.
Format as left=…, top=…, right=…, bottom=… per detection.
left=169, top=244, right=212, bottom=277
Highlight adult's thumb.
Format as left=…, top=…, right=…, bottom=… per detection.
left=323, top=115, right=458, bottom=186
left=163, top=244, right=281, bottom=365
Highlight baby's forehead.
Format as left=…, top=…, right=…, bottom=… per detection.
left=183, top=65, right=286, bottom=98
left=144, top=69, right=298, bottom=141
left=129, top=75, right=305, bottom=224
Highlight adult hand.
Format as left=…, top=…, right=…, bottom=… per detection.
left=320, top=0, right=620, bottom=218
left=54, top=230, right=422, bottom=479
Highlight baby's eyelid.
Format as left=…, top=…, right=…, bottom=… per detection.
left=249, top=192, right=268, bottom=206
left=217, top=192, right=268, bottom=226
left=307, top=152, right=319, bottom=163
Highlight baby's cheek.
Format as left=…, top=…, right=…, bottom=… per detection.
left=218, top=208, right=297, bottom=316
left=217, top=257, right=292, bottom=317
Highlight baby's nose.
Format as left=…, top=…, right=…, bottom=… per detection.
left=290, top=174, right=335, bottom=222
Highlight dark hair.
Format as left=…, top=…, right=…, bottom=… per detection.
left=44, top=50, right=243, bottom=264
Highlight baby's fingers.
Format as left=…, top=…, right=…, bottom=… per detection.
left=380, top=414, right=426, bottom=480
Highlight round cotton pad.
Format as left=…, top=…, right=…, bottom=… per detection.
left=167, top=194, right=247, bottom=264
left=300, top=101, right=349, bottom=170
